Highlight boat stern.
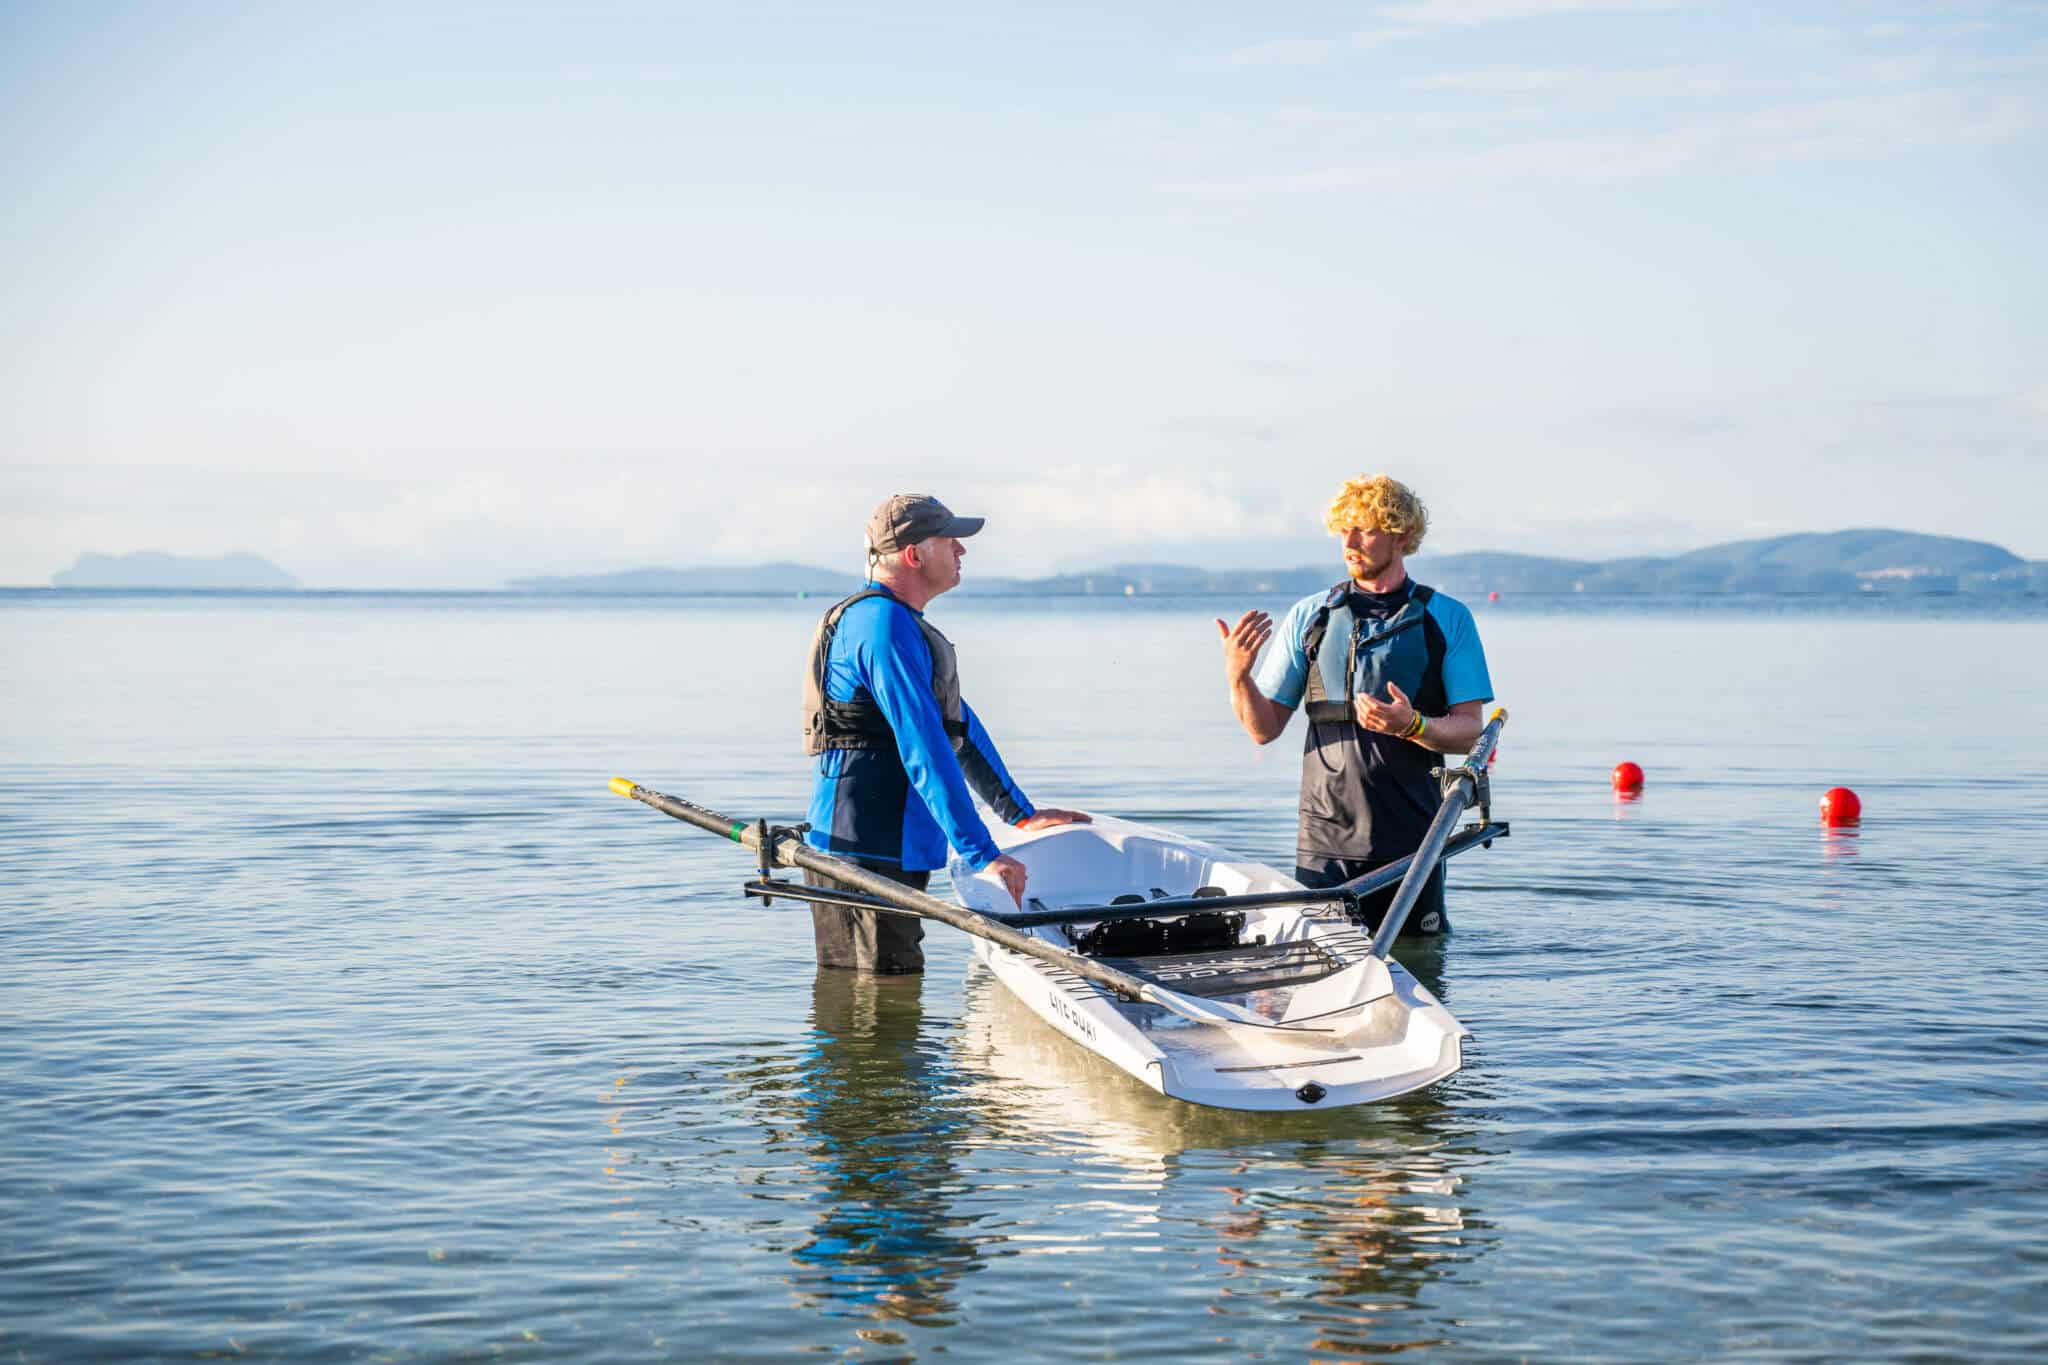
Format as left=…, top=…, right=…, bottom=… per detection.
left=1155, top=1021, right=1465, bottom=1111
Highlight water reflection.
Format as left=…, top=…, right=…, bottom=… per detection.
left=1217, top=1131, right=1478, bottom=1358
left=782, top=969, right=988, bottom=1330
left=957, top=970, right=1494, bottom=1357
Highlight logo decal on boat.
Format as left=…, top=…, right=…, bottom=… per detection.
left=1048, top=991, right=1097, bottom=1041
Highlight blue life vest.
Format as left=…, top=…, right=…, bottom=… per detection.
left=1302, top=582, right=1441, bottom=722
left=1294, top=580, right=1451, bottom=861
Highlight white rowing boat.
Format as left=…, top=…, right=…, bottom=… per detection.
left=947, top=814, right=1469, bottom=1112
left=611, top=710, right=1504, bottom=1115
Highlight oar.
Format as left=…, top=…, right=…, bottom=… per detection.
left=751, top=818, right=1508, bottom=928
left=989, top=820, right=1508, bottom=927
left=607, top=777, right=1333, bottom=1034
left=1367, top=707, right=1510, bottom=958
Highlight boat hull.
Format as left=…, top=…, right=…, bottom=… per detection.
left=951, top=815, right=1468, bottom=1112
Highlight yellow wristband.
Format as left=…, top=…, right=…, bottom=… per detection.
left=1405, top=713, right=1427, bottom=740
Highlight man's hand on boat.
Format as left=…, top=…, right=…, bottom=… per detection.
left=1015, top=808, right=1091, bottom=831
left=988, top=853, right=1030, bottom=907
left=986, top=811, right=1091, bottom=907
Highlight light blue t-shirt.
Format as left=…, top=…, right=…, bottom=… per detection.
left=1254, top=584, right=1494, bottom=711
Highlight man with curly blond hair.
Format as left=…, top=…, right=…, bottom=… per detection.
left=1216, top=474, right=1493, bottom=938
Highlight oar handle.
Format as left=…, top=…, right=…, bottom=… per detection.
left=1469, top=706, right=1508, bottom=770
left=610, top=777, right=755, bottom=845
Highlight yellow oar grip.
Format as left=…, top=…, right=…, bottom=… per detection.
left=609, top=777, right=638, bottom=798
left=1488, top=706, right=1509, bottom=725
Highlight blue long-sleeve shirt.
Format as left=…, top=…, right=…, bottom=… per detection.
left=804, top=587, right=1034, bottom=871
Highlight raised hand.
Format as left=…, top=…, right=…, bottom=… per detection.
left=1215, top=610, right=1273, bottom=681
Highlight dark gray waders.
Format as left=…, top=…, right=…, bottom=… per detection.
left=805, top=861, right=930, bottom=974
left=1295, top=853, right=1449, bottom=939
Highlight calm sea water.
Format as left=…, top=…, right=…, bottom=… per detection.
left=4, top=590, right=2047, bottom=1361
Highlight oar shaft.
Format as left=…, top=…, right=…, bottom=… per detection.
left=1367, top=780, right=1472, bottom=956
left=1367, top=708, right=1509, bottom=957
left=610, top=778, right=1185, bottom=1010
left=992, top=821, right=1508, bottom=927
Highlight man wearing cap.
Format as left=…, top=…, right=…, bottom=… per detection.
left=800, top=494, right=1090, bottom=973
left=1215, top=474, right=1493, bottom=940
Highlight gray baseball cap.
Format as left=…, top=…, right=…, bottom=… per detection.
left=865, top=494, right=986, bottom=554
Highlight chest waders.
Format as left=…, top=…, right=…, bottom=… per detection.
left=1296, top=581, right=1449, bottom=864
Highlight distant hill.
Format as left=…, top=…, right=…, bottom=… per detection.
left=1415, top=530, right=2033, bottom=595
left=53, top=552, right=299, bottom=590
left=962, top=531, right=2041, bottom=596
left=508, top=530, right=2043, bottom=597
left=508, top=562, right=862, bottom=594
left=956, top=562, right=1329, bottom=596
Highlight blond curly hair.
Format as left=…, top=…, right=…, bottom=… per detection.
left=1324, top=475, right=1428, bottom=555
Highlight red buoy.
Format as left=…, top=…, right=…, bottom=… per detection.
left=1820, top=787, right=1862, bottom=826
left=1611, top=761, right=1644, bottom=795
left=1488, top=590, right=1500, bottom=602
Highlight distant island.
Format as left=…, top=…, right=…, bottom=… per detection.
left=47, top=532, right=2038, bottom=595
left=1410, top=529, right=2039, bottom=596
left=52, top=551, right=300, bottom=590
left=510, top=530, right=2045, bottom=598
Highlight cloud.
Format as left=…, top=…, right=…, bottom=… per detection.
left=1814, top=388, right=2048, bottom=470
left=1373, top=0, right=1678, bottom=28
left=1159, top=415, right=1294, bottom=443
left=1158, top=84, right=2043, bottom=195
left=1424, top=502, right=1711, bottom=558
left=1224, top=34, right=1382, bottom=68
left=0, top=459, right=1325, bottom=588
left=1411, top=63, right=1733, bottom=97
left=1222, top=0, right=1678, bottom=65
left=1405, top=31, right=2048, bottom=102
left=1199, top=8, right=2048, bottom=191
left=973, top=467, right=1297, bottom=544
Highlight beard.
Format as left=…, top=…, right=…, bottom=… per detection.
left=1346, top=551, right=1393, bottom=582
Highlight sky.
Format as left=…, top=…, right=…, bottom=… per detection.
left=3, top=0, right=2044, bottom=587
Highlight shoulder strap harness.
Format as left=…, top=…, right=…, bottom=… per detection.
left=1301, top=581, right=1435, bottom=724
left=802, top=588, right=972, bottom=756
